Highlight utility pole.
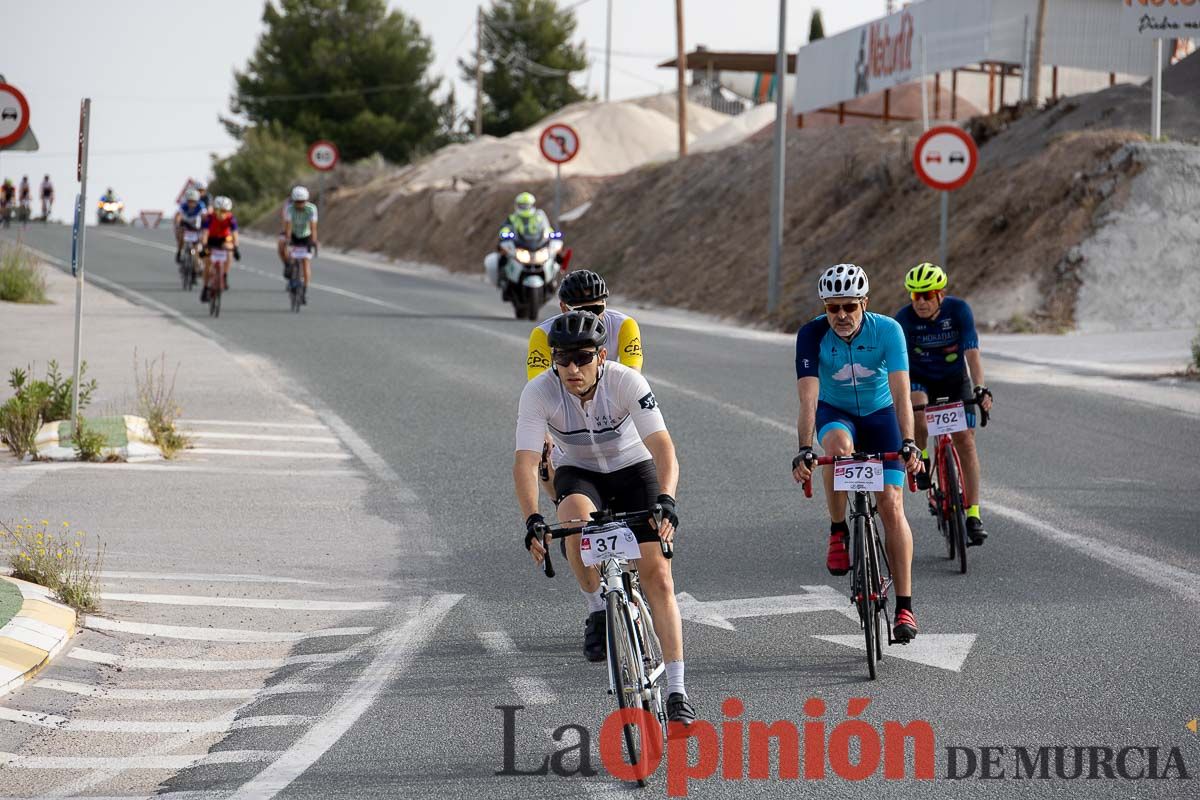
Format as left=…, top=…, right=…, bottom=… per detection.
left=1027, top=0, right=1048, bottom=106
left=604, top=0, right=612, bottom=102
left=675, top=0, right=687, bottom=157
left=475, top=6, right=484, bottom=137
left=767, top=0, right=787, bottom=314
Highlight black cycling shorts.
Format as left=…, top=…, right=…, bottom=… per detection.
left=290, top=234, right=312, bottom=247
left=911, top=370, right=976, bottom=428
left=553, top=459, right=660, bottom=543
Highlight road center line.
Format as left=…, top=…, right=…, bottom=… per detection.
left=0, top=707, right=308, bottom=734
left=98, top=570, right=327, bottom=585
left=97, top=593, right=388, bottom=611
left=477, top=631, right=557, bottom=706
left=0, top=750, right=278, bottom=770
left=35, top=678, right=326, bottom=701
left=188, top=431, right=341, bottom=444
left=230, top=593, right=463, bottom=800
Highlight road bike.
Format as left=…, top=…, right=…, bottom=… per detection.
left=912, top=397, right=989, bottom=574
left=206, top=246, right=230, bottom=318
left=803, top=452, right=915, bottom=680
left=285, top=244, right=311, bottom=313
left=179, top=230, right=201, bottom=291
left=538, top=507, right=672, bottom=786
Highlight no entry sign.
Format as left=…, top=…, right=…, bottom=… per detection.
left=539, top=124, right=580, bottom=165
left=308, top=140, right=340, bottom=172
left=913, top=126, right=978, bottom=192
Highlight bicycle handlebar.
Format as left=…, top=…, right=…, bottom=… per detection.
left=539, top=506, right=671, bottom=579
left=800, top=452, right=918, bottom=498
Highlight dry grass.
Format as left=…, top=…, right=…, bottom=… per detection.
left=1, top=519, right=103, bottom=612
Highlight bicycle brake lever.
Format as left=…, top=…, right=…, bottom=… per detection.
left=541, top=532, right=555, bottom=578
left=652, top=504, right=673, bottom=559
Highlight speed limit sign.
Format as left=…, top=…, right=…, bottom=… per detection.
left=308, top=140, right=339, bottom=172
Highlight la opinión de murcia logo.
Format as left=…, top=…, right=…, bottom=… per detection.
left=497, top=698, right=1192, bottom=796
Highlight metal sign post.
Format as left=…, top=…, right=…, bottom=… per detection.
left=70, top=99, right=91, bottom=428
left=939, top=191, right=949, bottom=269
left=766, top=0, right=787, bottom=314
left=1151, top=38, right=1163, bottom=141
left=553, top=163, right=562, bottom=227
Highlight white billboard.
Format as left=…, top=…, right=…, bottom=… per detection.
left=793, top=0, right=1163, bottom=114
left=1121, top=0, right=1200, bottom=37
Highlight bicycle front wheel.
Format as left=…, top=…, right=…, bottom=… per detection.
left=944, top=448, right=968, bottom=574
left=607, top=593, right=650, bottom=786
left=853, top=505, right=877, bottom=680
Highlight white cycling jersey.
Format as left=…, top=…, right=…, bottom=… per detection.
left=516, top=361, right=666, bottom=473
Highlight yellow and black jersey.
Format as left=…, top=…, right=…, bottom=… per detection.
left=526, top=309, right=643, bottom=381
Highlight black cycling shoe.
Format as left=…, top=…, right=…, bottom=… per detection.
left=301, top=286, right=308, bottom=305
left=200, top=287, right=210, bottom=303
left=915, top=457, right=932, bottom=491
left=174, top=251, right=182, bottom=264
left=583, top=611, right=606, bottom=662
left=966, top=517, right=988, bottom=546
left=667, top=693, right=696, bottom=726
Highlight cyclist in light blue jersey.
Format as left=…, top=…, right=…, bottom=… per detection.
left=791, top=264, right=923, bottom=643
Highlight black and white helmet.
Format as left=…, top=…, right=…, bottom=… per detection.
left=817, top=263, right=869, bottom=299
left=548, top=310, right=607, bottom=350
left=558, top=269, right=609, bottom=306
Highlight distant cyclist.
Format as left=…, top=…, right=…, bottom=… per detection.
left=193, top=180, right=211, bottom=212
left=894, top=262, right=994, bottom=545
left=791, top=264, right=923, bottom=642
left=39, top=174, right=54, bottom=220
left=0, top=179, right=14, bottom=227
left=283, top=186, right=318, bottom=306
left=200, top=196, right=240, bottom=303
left=17, top=176, right=31, bottom=220
left=174, top=189, right=206, bottom=263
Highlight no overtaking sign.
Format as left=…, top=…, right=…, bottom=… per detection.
left=913, top=126, right=978, bottom=192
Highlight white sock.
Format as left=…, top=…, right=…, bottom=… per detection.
left=666, top=660, right=686, bottom=697
left=581, top=587, right=605, bottom=614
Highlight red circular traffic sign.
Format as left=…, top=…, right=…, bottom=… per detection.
left=308, top=140, right=339, bottom=172
left=539, top=123, right=580, bottom=165
left=912, top=126, right=978, bottom=191
left=0, top=83, right=31, bottom=149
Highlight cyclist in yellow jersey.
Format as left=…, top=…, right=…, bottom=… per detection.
left=526, top=270, right=642, bottom=381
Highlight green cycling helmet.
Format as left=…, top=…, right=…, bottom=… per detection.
left=905, top=262, right=947, bottom=293
left=514, top=191, right=536, bottom=217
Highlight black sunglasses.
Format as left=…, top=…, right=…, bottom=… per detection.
left=552, top=349, right=599, bottom=368
left=824, top=302, right=862, bottom=315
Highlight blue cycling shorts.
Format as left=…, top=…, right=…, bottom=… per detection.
left=815, top=401, right=905, bottom=487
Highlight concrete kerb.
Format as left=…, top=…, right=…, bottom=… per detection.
left=0, top=576, right=76, bottom=699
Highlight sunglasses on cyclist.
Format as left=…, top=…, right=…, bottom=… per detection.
left=911, top=290, right=941, bottom=301
left=824, top=302, right=862, bottom=315
left=571, top=303, right=606, bottom=316
left=552, top=349, right=600, bottom=368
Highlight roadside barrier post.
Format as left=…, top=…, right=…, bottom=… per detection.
left=71, top=99, right=91, bottom=427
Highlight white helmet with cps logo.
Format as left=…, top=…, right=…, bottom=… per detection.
left=817, top=263, right=869, bottom=300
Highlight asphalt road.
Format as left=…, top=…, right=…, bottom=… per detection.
left=2, top=222, right=1198, bottom=799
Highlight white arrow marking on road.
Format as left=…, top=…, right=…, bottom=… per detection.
left=811, top=633, right=977, bottom=672
left=676, top=585, right=859, bottom=631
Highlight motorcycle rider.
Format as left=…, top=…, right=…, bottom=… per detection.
left=100, top=187, right=118, bottom=204
left=492, top=192, right=557, bottom=296
left=174, top=189, right=207, bottom=263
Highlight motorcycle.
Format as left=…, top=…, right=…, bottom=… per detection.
left=484, top=228, right=566, bottom=320
left=97, top=198, right=124, bottom=224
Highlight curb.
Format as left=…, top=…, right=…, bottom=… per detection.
left=0, top=576, right=76, bottom=699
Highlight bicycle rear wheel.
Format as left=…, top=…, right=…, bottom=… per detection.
left=853, top=502, right=877, bottom=680
left=209, top=287, right=221, bottom=318
left=933, top=447, right=955, bottom=561
left=607, top=592, right=649, bottom=786
left=944, top=447, right=968, bottom=574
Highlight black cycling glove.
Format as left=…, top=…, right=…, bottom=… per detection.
left=233, top=246, right=241, bottom=261
left=974, top=385, right=993, bottom=402
left=655, top=494, right=679, bottom=529
left=899, top=439, right=920, bottom=463
left=792, top=447, right=815, bottom=472
left=524, top=513, right=546, bottom=550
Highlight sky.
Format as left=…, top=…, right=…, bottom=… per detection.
left=3, top=1, right=892, bottom=224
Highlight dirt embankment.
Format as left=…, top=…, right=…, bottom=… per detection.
left=305, top=54, right=1200, bottom=333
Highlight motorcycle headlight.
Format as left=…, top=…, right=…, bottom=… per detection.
left=515, top=248, right=531, bottom=263
left=532, top=248, right=549, bottom=264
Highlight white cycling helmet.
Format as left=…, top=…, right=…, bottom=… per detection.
left=194, top=180, right=207, bottom=191
left=185, top=189, right=200, bottom=202
left=818, top=263, right=870, bottom=300
left=291, top=186, right=309, bottom=202
left=214, top=195, right=233, bottom=211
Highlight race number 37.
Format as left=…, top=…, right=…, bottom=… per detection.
left=833, top=459, right=885, bottom=492
left=579, top=524, right=640, bottom=567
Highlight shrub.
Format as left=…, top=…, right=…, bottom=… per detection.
left=135, top=351, right=190, bottom=458
left=1192, top=326, right=1200, bottom=372
left=0, top=244, right=47, bottom=303
left=70, top=416, right=108, bottom=462
left=42, top=359, right=97, bottom=422
left=0, top=369, right=51, bottom=459
left=1, top=519, right=103, bottom=612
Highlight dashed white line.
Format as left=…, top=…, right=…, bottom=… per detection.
left=187, top=447, right=354, bottom=460
left=36, top=678, right=326, bottom=701
left=98, top=570, right=326, bottom=585
left=0, top=750, right=278, bottom=769
left=478, top=631, right=557, bottom=707
left=98, top=593, right=388, bottom=611
left=68, top=647, right=353, bottom=671
left=188, top=431, right=341, bottom=444
left=0, top=706, right=308, bottom=733
left=180, top=419, right=329, bottom=430
left=82, top=616, right=373, bottom=642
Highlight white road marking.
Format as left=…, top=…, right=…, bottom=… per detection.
left=187, top=447, right=354, bottom=460
left=230, top=593, right=463, bottom=800
left=180, top=419, right=329, bottom=430
left=98, top=593, right=388, bottom=611
left=989, top=500, right=1200, bottom=603
left=0, top=749, right=278, bottom=769
left=35, top=678, right=326, bottom=701
left=68, top=647, right=354, bottom=671
left=82, top=616, right=373, bottom=642
left=0, top=706, right=307, bottom=733
left=478, top=631, right=557, bottom=706
left=812, top=633, right=978, bottom=673
left=675, top=586, right=859, bottom=630
left=651, top=374, right=792, bottom=434
left=189, top=431, right=341, bottom=444
left=10, top=461, right=362, bottom=477
left=98, top=570, right=326, bottom=585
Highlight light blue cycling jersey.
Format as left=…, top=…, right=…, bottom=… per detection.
left=795, top=311, right=909, bottom=416
left=178, top=201, right=205, bottom=226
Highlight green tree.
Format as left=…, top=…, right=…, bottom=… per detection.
left=232, top=0, right=442, bottom=164
left=809, top=9, right=825, bottom=42
left=209, top=122, right=309, bottom=224
left=462, top=0, right=590, bottom=137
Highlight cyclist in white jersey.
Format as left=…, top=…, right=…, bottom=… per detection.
left=515, top=311, right=696, bottom=725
